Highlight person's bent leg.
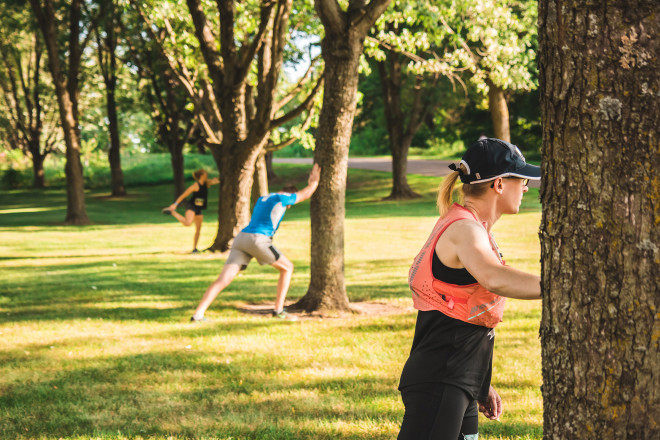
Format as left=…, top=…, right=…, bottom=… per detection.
left=398, top=383, right=474, bottom=440
left=172, top=209, right=195, bottom=226
left=271, top=255, right=293, bottom=313
left=192, top=263, right=242, bottom=320
left=192, top=215, right=203, bottom=251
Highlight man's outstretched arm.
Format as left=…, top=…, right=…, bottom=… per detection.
left=294, top=163, right=321, bottom=204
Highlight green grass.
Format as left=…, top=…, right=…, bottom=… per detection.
left=0, top=164, right=542, bottom=439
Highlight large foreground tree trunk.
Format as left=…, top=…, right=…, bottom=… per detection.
left=538, top=1, right=659, bottom=438
left=486, top=79, right=510, bottom=142
left=29, top=0, right=89, bottom=225
left=293, top=0, right=391, bottom=313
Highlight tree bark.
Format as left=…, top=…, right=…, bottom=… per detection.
left=100, top=3, right=126, bottom=197
left=486, top=79, right=510, bottom=142
left=377, top=55, right=421, bottom=200
left=29, top=144, right=45, bottom=188
left=538, top=1, right=659, bottom=438
left=169, top=135, right=185, bottom=199
left=265, top=150, right=277, bottom=179
left=106, top=86, right=125, bottom=196
left=210, top=141, right=265, bottom=251
left=29, top=0, right=89, bottom=224
left=292, top=0, right=392, bottom=313
left=251, top=152, right=269, bottom=207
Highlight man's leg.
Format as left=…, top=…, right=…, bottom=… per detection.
left=192, top=263, right=242, bottom=320
left=271, top=255, right=293, bottom=313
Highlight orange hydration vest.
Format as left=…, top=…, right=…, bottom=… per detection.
left=408, top=203, right=506, bottom=328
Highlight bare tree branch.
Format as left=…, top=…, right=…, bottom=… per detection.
left=236, top=1, right=276, bottom=82
left=269, top=72, right=324, bottom=130
left=315, top=0, right=346, bottom=35
left=273, top=55, right=322, bottom=113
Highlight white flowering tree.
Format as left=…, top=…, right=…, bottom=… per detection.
left=365, top=0, right=468, bottom=199
left=450, top=0, right=538, bottom=141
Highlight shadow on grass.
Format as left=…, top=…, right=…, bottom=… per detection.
left=0, top=256, right=312, bottom=324
left=0, top=344, right=541, bottom=439
left=0, top=349, right=405, bottom=440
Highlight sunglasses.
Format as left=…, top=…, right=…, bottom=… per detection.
left=490, top=177, right=529, bottom=188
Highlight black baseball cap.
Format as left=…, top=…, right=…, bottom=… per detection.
left=449, top=138, right=541, bottom=184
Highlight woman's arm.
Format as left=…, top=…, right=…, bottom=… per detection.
left=207, top=177, right=220, bottom=186
left=167, top=183, right=199, bottom=210
left=441, top=220, right=541, bottom=300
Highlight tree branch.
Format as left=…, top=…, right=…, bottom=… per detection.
left=315, top=0, right=346, bottom=35
left=236, top=1, right=276, bottom=82
left=273, top=57, right=321, bottom=113
left=269, top=72, right=324, bottom=130
left=265, top=106, right=315, bottom=152
left=350, top=0, right=392, bottom=35
left=186, top=0, right=224, bottom=85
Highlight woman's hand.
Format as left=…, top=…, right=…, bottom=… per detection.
left=478, top=386, right=502, bottom=420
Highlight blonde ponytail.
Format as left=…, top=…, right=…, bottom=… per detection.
left=437, top=170, right=461, bottom=217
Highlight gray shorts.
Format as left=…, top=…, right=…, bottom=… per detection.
left=226, top=232, right=282, bottom=268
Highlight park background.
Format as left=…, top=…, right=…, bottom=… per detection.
left=4, top=0, right=653, bottom=439
left=1, top=160, right=543, bottom=439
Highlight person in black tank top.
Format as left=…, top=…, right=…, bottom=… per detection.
left=161, top=169, right=219, bottom=253
left=397, top=138, right=542, bottom=440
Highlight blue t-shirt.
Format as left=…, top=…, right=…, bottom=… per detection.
left=241, top=193, right=297, bottom=237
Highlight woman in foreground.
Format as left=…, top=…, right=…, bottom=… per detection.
left=398, top=138, right=542, bottom=440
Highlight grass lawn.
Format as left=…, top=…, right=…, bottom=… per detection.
left=0, top=164, right=543, bottom=439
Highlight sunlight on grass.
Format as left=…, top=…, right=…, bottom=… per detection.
left=0, top=166, right=543, bottom=439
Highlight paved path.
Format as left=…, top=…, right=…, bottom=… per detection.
left=273, top=157, right=541, bottom=188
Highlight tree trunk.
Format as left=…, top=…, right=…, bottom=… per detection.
left=538, top=1, right=659, bottom=438
left=377, top=56, right=420, bottom=200
left=169, top=137, right=185, bottom=199
left=106, top=87, right=126, bottom=196
left=265, top=150, right=276, bottom=179
left=208, top=142, right=265, bottom=252
left=292, top=34, right=366, bottom=313
left=388, top=134, right=419, bottom=199
left=30, top=147, right=45, bottom=189
left=486, top=79, right=510, bottom=142
left=29, top=0, right=89, bottom=225
left=251, top=152, right=269, bottom=207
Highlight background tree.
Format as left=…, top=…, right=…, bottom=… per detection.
left=0, top=2, right=60, bottom=188
left=292, top=0, right=391, bottom=313
left=27, top=0, right=101, bottom=224
left=94, top=0, right=126, bottom=196
left=122, top=13, right=197, bottom=199
left=538, top=0, right=659, bottom=438
left=130, top=0, right=322, bottom=251
left=366, top=0, right=467, bottom=199
left=451, top=0, right=537, bottom=142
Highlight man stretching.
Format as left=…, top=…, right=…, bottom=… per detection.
left=191, top=163, right=321, bottom=321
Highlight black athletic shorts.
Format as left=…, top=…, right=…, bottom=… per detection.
left=186, top=201, right=204, bottom=216
left=398, top=382, right=479, bottom=440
